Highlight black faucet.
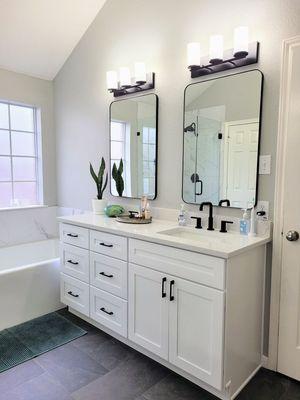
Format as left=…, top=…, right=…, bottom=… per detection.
left=199, top=202, right=214, bottom=231
left=218, top=199, right=230, bottom=207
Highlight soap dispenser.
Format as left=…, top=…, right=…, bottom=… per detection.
left=240, top=208, right=250, bottom=235
left=178, top=204, right=188, bottom=226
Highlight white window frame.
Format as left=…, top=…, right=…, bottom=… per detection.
left=0, top=100, right=43, bottom=209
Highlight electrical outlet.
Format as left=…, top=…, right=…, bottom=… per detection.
left=256, top=200, right=269, bottom=219
left=259, top=155, right=271, bottom=175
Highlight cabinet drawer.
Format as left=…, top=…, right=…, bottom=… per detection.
left=60, top=273, right=89, bottom=316
left=90, top=230, right=127, bottom=261
left=60, top=223, right=89, bottom=249
left=90, top=252, right=127, bottom=299
left=90, top=286, right=127, bottom=337
left=60, top=243, right=89, bottom=283
left=129, top=239, right=225, bottom=290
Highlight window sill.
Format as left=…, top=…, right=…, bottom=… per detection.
left=0, top=205, right=49, bottom=212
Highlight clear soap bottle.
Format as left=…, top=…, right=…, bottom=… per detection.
left=178, top=204, right=188, bottom=226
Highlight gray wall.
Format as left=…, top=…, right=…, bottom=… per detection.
left=0, top=68, right=56, bottom=206
left=54, top=0, right=300, bottom=217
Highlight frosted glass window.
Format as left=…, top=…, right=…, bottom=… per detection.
left=10, top=105, right=34, bottom=132
left=14, top=182, right=37, bottom=205
left=0, top=130, right=10, bottom=155
left=111, top=141, right=123, bottom=159
left=0, top=183, right=12, bottom=207
left=0, top=104, right=9, bottom=129
left=111, top=121, right=125, bottom=141
left=0, top=101, right=40, bottom=207
left=12, top=132, right=35, bottom=156
left=148, top=128, right=156, bottom=144
left=0, top=157, right=11, bottom=181
left=13, top=157, right=36, bottom=181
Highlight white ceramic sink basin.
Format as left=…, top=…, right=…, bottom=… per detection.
left=157, top=227, right=249, bottom=247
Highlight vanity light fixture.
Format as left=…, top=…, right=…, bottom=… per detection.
left=106, top=62, right=155, bottom=97
left=187, top=27, right=259, bottom=78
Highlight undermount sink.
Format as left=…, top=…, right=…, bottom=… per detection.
left=157, top=227, right=249, bottom=247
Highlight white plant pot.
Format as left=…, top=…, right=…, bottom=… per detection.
left=92, top=199, right=107, bottom=215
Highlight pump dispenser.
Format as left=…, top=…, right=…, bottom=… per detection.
left=240, top=208, right=250, bottom=235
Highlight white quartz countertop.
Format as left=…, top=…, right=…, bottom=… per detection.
left=57, top=213, right=271, bottom=259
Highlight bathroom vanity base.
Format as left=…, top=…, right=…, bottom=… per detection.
left=58, top=215, right=270, bottom=400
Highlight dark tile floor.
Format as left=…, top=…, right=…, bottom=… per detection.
left=0, top=309, right=299, bottom=400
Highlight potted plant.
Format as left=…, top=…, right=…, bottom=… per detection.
left=90, top=157, right=108, bottom=214
left=112, top=159, right=124, bottom=197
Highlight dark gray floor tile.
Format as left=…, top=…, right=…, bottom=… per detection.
left=0, top=372, right=73, bottom=400
left=35, top=342, right=108, bottom=392
left=236, top=368, right=291, bottom=400
left=281, top=376, right=300, bottom=400
left=0, top=359, right=44, bottom=394
left=72, top=353, right=169, bottom=400
left=142, top=373, right=216, bottom=400
left=56, top=308, right=98, bottom=333
left=74, top=334, right=135, bottom=371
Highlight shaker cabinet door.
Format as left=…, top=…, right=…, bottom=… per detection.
left=169, top=277, right=224, bottom=390
left=128, top=263, right=169, bottom=360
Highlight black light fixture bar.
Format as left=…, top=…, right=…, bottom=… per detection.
left=109, top=73, right=155, bottom=97
left=189, top=42, right=259, bottom=78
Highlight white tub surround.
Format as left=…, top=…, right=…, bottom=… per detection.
left=58, top=214, right=270, bottom=400
left=0, top=239, right=62, bottom=331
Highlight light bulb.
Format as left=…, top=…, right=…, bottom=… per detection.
left=187, top=42, right=201, bottom=67
left=134, top=62, right=146, bottom=84
left=234, top=26, right=249, bottom=58
left=106, top=70, right=118, bottom=90
left=209, top=35, right=223, bottom=64
left=119, top=67, right=131, bottom=87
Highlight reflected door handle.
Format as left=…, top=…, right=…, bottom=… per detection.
left=195, top=180, right=203, bottom=196
left=286, top=230, right=299, bottom=241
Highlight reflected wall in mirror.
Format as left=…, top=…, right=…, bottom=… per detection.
left=110, top=94, right=158, bottom=199
left=183, top=70, right=263, bottom=208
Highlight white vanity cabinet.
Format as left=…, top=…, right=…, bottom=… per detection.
left=58, top=218, right=268, bottom=400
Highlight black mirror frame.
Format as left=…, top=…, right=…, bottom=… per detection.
left=109, top=93, right=159, bottom=200
left=182, top=69, right=264, bottom=209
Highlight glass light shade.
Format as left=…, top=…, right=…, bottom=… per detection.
left=234, top=26, right=249, bottom=57
left=119, top=67, right=131, bottom=87
left=209, top=35, right=223, bottom=63
left=187, top=42, right=201, bottom=67
left=134, top=62, right=147, bottom=83
left=106, top=70, right=118, bottom=90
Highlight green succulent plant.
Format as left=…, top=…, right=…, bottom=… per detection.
left=112, top=159, right=124, bottom=197
left=90, top=157, right=108, bottom=199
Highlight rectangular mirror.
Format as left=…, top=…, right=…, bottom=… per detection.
left=110, top=94, right=158, bottom=199
left=183, top=70, right=263, bottom=208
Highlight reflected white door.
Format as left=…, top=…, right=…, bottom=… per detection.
left=277, top=39, right=300, bottom=381
left=224, top=120, right=259, bottom=208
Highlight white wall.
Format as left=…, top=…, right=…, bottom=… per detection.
left=0, top=67, right=56, bottom=206
left=54, top=0, right=300, bottom=217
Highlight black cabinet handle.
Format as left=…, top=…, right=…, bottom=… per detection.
left=161, top=277, right=167, bottom=298
left=99, top=242, right=113, bottom=248
left=100, top=307, right=113, bottom=316
left=99, top=271, right=114, bottom=278
left=67, top=233, right=78, bottom=238
left=67, top=259, right=79, bottom=265
left=68, top=291, right=79, bottom=298
left=170, top=280, right=175, bottom=301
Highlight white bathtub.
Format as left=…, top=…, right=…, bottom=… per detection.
left=0, top=239, right=63, bottom=331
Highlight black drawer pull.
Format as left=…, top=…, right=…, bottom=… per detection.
left=170, top=280, right=175, bottom=301
left=67, top=233, right=78, bottom=238
left=68, top=291, right=79, bottom=298
left=67, top=259, right=79, bottom=265
left=162, top=277, right=167, bottom=298
left=100, top=272, right=114, bottom=278
left=100, top=307, right=113, bottom=316
left=99, top=242, right=113, bottom=248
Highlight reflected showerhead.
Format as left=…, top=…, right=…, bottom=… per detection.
left=184, top=122, right=197, bottom=136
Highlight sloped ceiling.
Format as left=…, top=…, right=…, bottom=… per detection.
left=0, top=0, right=106, bottom=80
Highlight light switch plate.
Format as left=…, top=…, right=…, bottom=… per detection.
left=259, top=155, right=271, bottom=175
left=256, top=201, right=269, bottom=219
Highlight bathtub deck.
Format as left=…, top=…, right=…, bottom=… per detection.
left=0, top=309, right=298, bottom=400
